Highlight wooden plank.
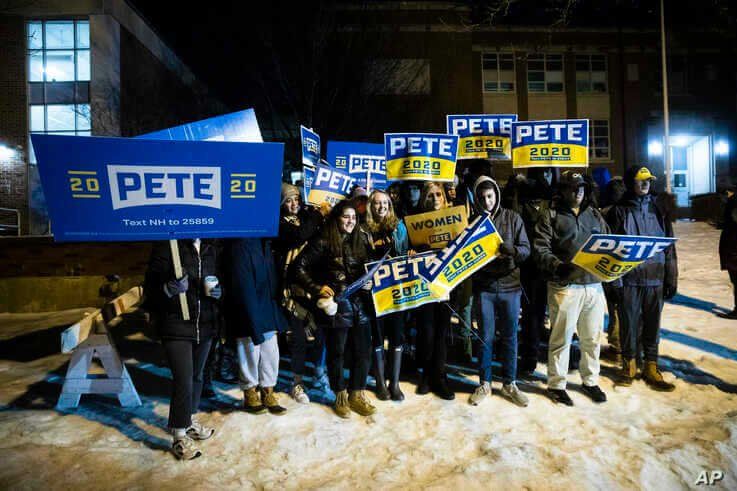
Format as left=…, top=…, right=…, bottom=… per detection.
left=60, top=378, right=128, bottom=394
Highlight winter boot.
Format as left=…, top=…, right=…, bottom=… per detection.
left=431, top=374, right=455, bottom=401
left=718, top=309, right=737, bottom=320
left=243, top=387, right=266, bottom=414
left=618, top=358, right=636, bottom=387
left=349, top=390, right=377, bottom=416
left=643, top=361, right=676, bottom=392
left=373, top=348, right=390, bottom=401
left=333, top=389, right=351, bottom=419
left=416, top=371, right=430, bottom=395
left=388, top=347, right=405, bottom=401
left=261, top=387, right=287, bottom=415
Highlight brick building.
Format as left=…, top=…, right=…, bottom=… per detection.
left=0, top=0, right=225, bottom=235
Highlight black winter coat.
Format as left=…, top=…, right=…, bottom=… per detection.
left=226, top=239, right=288, bottom=345
left=606, top=193, right=678, bottom=288
left=472, top=208, right=530, bottom=293
left=719, top=195, right=737, bottom=271
left=144, top=239, right=221, bottom=343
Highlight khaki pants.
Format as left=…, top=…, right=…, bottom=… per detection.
left=547, top=282, right=605, bottom=390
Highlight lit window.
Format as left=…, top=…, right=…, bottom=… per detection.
left=482, top=53, right=515, bottom=93
left=576, top=54, right=608, bottom=93
left=589, top=120, right=610, bottom=160
left=528, top=54, right=564, bottom=93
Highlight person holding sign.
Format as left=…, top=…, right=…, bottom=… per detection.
left=468, top=177, right=531, bottom=407
left=414, top=182, right=455, bottom=400
left=534, top=171, right=609, bottom=406
left=145, top=239, right=222, bottom=460
left=293, top=200, right=377, bottom=418
left=365, top=189, right=411, bottom=401
left=606, top=166, right=678, bottom=391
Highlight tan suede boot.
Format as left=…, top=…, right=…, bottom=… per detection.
left=333, top=389, right=351, bottom=419
left=243, top=387, right=266, bottom=414
left=643, top=361, right=676, bottom=392
left=348, top=390, right=377, bottom=416
left=618, top=358, right=636, bottom=387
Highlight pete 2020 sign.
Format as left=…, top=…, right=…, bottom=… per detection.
left=367, top=252, right=448, bottom=317
left=447, top=114, right=517, bottom=160
left=30, top=134, right=284, bottom=241
left=301, top=126, right=321, bottom=167
left=405, top=205, right=468, bottom=249
left=511, top=119, right=589, bottom=168
left=572, top=234, right=678, bottom=282
left=327, top=141, right=386, bottom=191
left=384, top=133, right=459, bottom=182
left=306, top=163, right=355, bottom=207
left=421, top=214, right=503, bottom=297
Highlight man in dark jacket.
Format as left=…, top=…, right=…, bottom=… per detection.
left=607, top=166, right=678, bottom=391
left=227, top=238, right=289, bottom=414
left=535, top=171, right=609, bottom=406
left=468, top=176, right=531, bottom=407
left=719, top=188, right=737, bottom=319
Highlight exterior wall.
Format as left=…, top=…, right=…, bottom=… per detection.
left=90, top=14, right=121, bottom=136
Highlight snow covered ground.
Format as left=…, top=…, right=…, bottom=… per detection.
left=1, top=221, right=736, bottom=490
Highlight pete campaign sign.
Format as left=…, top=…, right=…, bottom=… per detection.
left=421, top=214, right=503, bottom=297
left=511, top=119, right=589, bottom=168
left=384, top=133, right=459, bottom=182
left=327, top=141, right=387, bottom=190
left=31, top=134, right=284, bottom=241
left=447, top=114, right=517, bottom=160
left=306, top=163, right=356, bottom=207
left=301, top=126, right=321, bottom=167
left=405, top=205, right=468, bottom=249
left=572, top=234, right=678, bottom=282
left=140, top=108, right=263, bottom=142
left=367, top=252, right=448, bottom=317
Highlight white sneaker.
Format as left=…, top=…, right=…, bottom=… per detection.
left=291, top=383, right=310, bottom=404
left=186, top=420, right=215, bottom=440
left=469, top=382, right=491, bottom=406
left=172, top=436, right=202, bottom=460
left=501, top=382, right=529, bottom=407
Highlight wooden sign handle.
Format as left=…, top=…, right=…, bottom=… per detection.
left=169, top=239, right=190, bottom=321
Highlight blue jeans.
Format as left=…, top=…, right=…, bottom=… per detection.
left=474, top=289, right=521, bottom=384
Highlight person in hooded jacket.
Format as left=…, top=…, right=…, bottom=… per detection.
left=227, top=238, right=289, bottom=415
left=468, top=176, right=531, bottom=407
left=273, top=183, right=326, bottom=404
left=293, top=200, right=377, bottom=418
left=606, top=166, right=678, bottom=391
left=719, top=188, right=737, bottom=319
left=145, top=238, right=221, bottom=460
left=534, top=171, right=609, bottom=406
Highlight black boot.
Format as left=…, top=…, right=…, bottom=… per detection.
left=416, top=371, right=430, bottom=395
left=431, top=374, right=455, bottom=400
left=373, top=348, right=390, bottom=401
left=388, top=347, right=405, bottom=401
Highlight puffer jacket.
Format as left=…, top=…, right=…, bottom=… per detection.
left=292, top=228, right=373, bottom=328
left=534, top=202, right=610, bottom=285
left=144, top=239, right=221, bottom=343
left=471, top=176, right=530, bottom=292
left=607, top=193, right=678, bottom=288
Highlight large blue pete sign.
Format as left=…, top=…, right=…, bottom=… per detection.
left=139, top=109, right=263, bottom=142
left=31, top=134, right=284, bottom=242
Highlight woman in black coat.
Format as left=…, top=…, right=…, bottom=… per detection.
left=145, top=239, right=221, bottom=460
left=719, top=191, right=737, bottom=319
left=293, top=199, right=376, bottom=418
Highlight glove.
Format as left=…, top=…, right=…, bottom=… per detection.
left=498, top=242, right=515, bottom=257
left=555, top=262, right=576, bottom=279
left=319, top=285, right=335, bottom=298
left=362, top=280, right=373, bottom=291
left=208, top=285, right=222, bottom=300
left=663, top=283, right=677, bottom=300
left=164, top=274, right=188, bottom=298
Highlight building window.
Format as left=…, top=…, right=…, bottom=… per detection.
left=27, top=20, right=91, bottom=163
left=527, top=53, right=563, bottom=93
left=589, top=120, right=610, bottom=160
left=576, top=54, right=608, bottom=93
left=482, top=53, right=515, bottom=93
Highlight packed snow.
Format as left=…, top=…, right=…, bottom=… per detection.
left=0, top=221, right=736, bottom=490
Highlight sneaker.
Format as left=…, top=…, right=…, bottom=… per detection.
left=501, top=382, right=529, bottom=407
left=290, top=383, right=310, bottom=404
left=186, top=421, right=215, bottom=440
left=261, top=387, right=287, bottom=415
left=581, top=384, right=607, bottom=403
left=469, top=382, right=491, bottom=406
left=334, top=389, right=351, bottom=419
left=171, top=436, right=202, bottom=460
left=548, top=388, right=574, bottom=406
left=243, top=387, right=267, bottom=414
left=349, top=390, right=377, bottom=416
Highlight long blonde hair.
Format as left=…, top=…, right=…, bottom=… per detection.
left=420, top=181, right=448, bottom=211
left=366, top=189, right=399, bottom=234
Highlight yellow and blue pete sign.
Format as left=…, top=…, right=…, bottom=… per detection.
left=306, top=163, right=356, bottom=207
left=367, top=252, right=448, bottom=317
left=421, top=214, right=502, bottom=297
left=447, top=114, right=517, bottom=160
left=384, top=133, right=459, bottom=182
left=572, top=234, right=677, bottom=282
left=511, top=119, right=589, bottom=168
